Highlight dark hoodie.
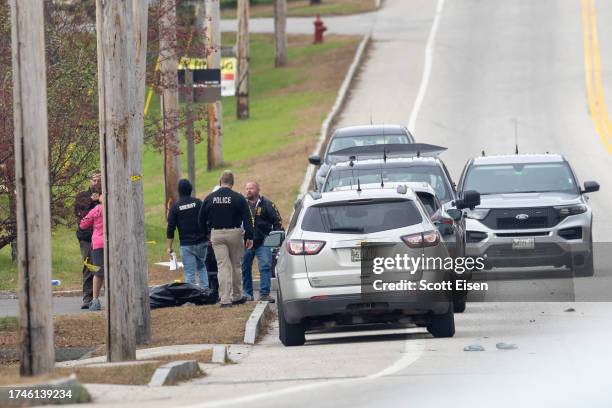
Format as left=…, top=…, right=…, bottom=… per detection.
left=166, top=180, right=207, bottom=246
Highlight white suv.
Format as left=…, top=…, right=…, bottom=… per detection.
left=265, top=187, right=457, bottom=346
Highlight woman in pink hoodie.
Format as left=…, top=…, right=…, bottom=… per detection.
left=79, top=193, right=104, bottom=311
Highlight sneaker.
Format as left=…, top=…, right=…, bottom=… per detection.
left=80, top=301, right=91, bottom=310
left=259, top=294, right=276, bottom=304
left=89, top=298, right=102, bottom=311
left=232, top=296, right=248, bottom=305
left=219, top=303, right=232, bottom=308
left=245, top=294, right=254, bottom=302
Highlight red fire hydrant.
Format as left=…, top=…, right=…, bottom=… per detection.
left=314, top=14, right=327, bottom=44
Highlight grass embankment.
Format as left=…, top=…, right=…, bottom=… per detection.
left=0, top=304, right=252, bottom=385
left=0, top=33, right=360, bottom=291
left=221, top=0, right=377, bottom=19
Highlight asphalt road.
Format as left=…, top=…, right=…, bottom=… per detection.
left=68, top=1, right=612, bottom=406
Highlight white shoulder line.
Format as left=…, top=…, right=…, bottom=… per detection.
left=408, top=0, right=446, bottom=134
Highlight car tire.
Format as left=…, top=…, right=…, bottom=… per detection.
left=278, top=292, right=305, bottom=347
left=453, top=300, right=466, bottom=313
left=573, top=247, right=595, bottom=277
left=427, top=304, right=455, bottom=338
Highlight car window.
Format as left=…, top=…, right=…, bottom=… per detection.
left=301, top=199, right=423, bottom=234
left=463, top=162, right=579, bottom=195
left=323, top=165, right=453, bottom=202
left=327, top=134, right=410, bottom=155
left=416, top=192, right=438, bottom=216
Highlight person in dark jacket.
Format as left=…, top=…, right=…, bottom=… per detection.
left=241, top=181, right=282, bottom=302
left=167, top=179, right=209, bottom=288
left=198, top=171, right=254, bottom=308
left=74, top=170, right=101, bottom=309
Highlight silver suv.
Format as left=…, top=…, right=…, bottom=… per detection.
left=458, top=154, right=600, bottom=276
left=265, top=187, right=456, bottom=346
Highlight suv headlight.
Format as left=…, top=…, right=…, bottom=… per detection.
left=464, top=208, right=490, bottom=220
left=554, top=204, right=587, bottom=219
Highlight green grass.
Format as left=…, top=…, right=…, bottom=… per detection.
left=0, top=317, right=18, bottom=331
left=221, top=0, right=376, bottom=19
left=0, top=34, right=356, bottom=290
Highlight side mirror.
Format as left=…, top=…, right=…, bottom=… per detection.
left=264, top=230, right=285, bottom=248
left=446, top=208, right=462, bottom=222
left=308, top=154, right=322, bottom=166
left=456, top=190, right=480, bottom=210
left=582, top=181, right=600, bottom=194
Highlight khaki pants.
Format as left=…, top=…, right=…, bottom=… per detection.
left=211, top=228, right=245, bottom=305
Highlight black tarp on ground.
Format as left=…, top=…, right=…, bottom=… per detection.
left=149, top=282, right=218, bottom=309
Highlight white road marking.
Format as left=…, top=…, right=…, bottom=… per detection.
left=407, top=0, right=446, bottom=134
left=183, top=333, right=425, bottom=408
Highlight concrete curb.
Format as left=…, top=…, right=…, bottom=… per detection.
left=211, top=345, right=228, bottom=364
left=296, top=32, right=372, bottom=200
left=148, top=360, right=201, bottom=387
left=243, top=301, right=273, bottom=345
left=0, top=375, right=91, bottom=406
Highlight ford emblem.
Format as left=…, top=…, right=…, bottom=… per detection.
left=515, top=214, right=529, bottom=221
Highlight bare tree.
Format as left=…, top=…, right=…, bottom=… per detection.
left=159, top=0, right=182, bottom=211
left=274, top=0, right=288, bottom=67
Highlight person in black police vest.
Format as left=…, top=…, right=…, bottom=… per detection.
left=199, top=171, right=254, bottom=308
left=242, top=181, right=282, bottom=303
left=167, top=179, right=209, bottom=288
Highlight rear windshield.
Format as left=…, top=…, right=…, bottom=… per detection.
left=327, top=134, right=410, bottom=156
left=464, top=162, right=579, bottom=195
left=323, top=165, right=452, bottom=202
left=301, top=199, right=423, bottom=234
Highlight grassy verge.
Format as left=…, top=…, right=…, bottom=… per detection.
left=0, top=303, right=254, bottom=385
left=0, top=350, right=213, bottom=386
left=0, top=33, right=361, bottom=291
left=221, top=0, right=377, bottom=19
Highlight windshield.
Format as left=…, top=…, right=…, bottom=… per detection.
left=301, top=199, right=422, bottom=234
left=463, top=162, right=579, bottom=195
left=323, top=165, right=453, bottom=202
left=326, top=134, right=410, bottom=159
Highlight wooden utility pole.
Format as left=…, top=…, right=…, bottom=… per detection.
left=10, top=0, right=55, bottom=376
left=185, top=68, right=196, bottom=193
left=236, top=0, right=250, bottom=119
left=131, top=0, right=151, bottom=345
left=159, top=0, right=182, bottom=210
left=95, top=0, right=137, bottom=362
left=274, top=0, right=288, bottom=67
left=205, top=0, right=223, bottom=169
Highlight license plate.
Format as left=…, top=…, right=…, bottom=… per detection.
left=512, top=237, right=535, bottom=250
left=351, top=247, right=377, bottom=262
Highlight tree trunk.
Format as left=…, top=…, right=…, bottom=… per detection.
left=274, top=0, right=288, bottom=67
left=205, top=0, right=223, bottom=169
left=96, top=0, right=137, bottom=362
left=185, top=69, right=196, bottom=193
left=236, top=0, right=250, bottom=119
left=159, top=0, right=182, bottom=212
left=10, top=0, right=55, bottom=376
left=131, top=0, right=151, bottom=345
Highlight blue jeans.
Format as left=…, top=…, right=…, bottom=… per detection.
left=180, top=242, right=209, bottom=288
left=242, top=245, right=272, bottom=297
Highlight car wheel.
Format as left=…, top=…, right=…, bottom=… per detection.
left=427, top=303, right=455, bottom=338
left=453, top=300, right=466, bottom=313
left=278, top=292, right=305, bottom=347
left=573, top=247, right=595, bottom=277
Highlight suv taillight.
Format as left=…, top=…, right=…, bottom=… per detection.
left=401, top=231, right=440, bottom=248
left=286, top=239, right=326, bottom=255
